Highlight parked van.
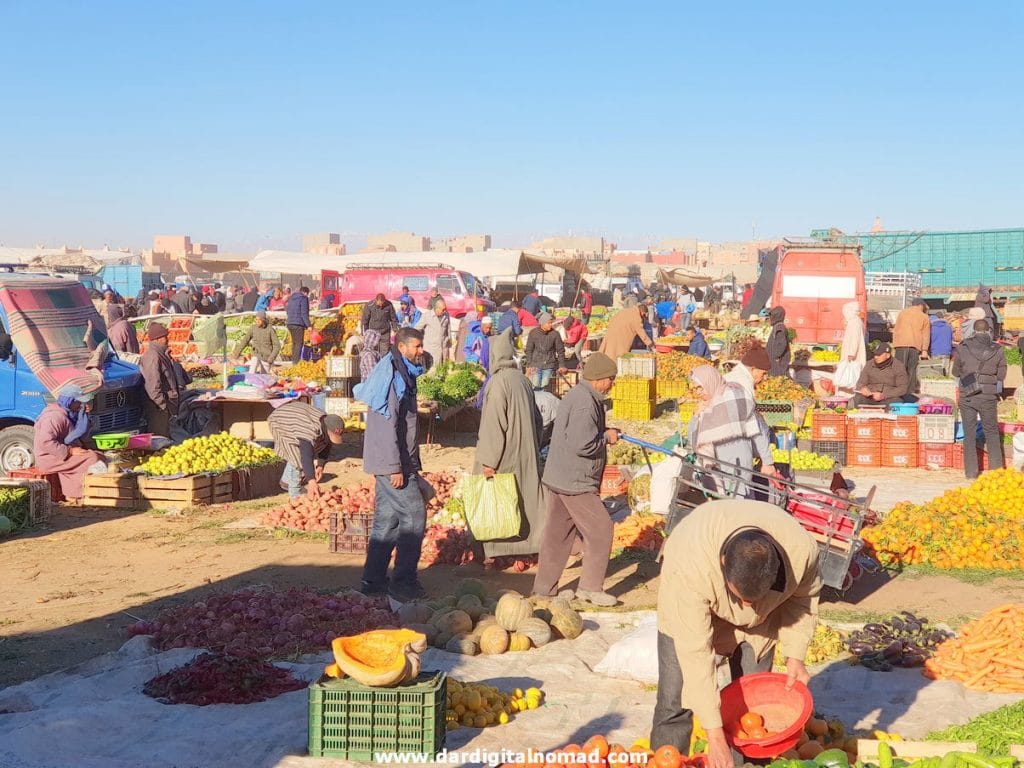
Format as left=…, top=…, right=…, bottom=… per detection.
left=320, top=264, right=494, bottom=318
left=0, top=275, right=146, bottom=473
left=771, top=244, right=867, bottom=344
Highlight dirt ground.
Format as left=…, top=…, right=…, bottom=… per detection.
left=3, top=427, right=1023, bottom=689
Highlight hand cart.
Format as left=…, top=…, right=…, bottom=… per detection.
left=619, top=435, right=876, bottom=591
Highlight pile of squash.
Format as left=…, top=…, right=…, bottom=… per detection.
left=324, top=628, right=428, bottom=687
left=397, top=579, right=584, bottom=657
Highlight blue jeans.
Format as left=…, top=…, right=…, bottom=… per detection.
left=282, top=462, right=302, bottom=498
left=530, top=368, right=553, bottom=390
left=361, top=474, right=427, bottom=591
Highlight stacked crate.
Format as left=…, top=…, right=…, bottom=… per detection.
left=610, top=377, right=657, bottom=421
left=846, top=415, right=883, bottom=468
left=918, top=411, right=957, bottom=469
left=881, top=416, right=919, bottom=468
left=810, top=411, right=847, bottom=466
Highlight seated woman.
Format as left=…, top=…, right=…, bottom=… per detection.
left=34, top=384, right=104, bottom=504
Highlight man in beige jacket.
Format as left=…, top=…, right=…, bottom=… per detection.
left=892, top=299, right=931, bottom=393
left=653, top=500, right=821, bottom=767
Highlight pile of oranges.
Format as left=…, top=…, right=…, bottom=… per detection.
left=862, top=469, right=1024, bottom=570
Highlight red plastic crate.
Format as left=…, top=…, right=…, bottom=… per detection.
left=8, top=468, right=63, bottom=502
left=881, top=416, right=918, bottom=444
left=847, top=418, right=882, bottom=444
left=787, top=493, right=857, bottom=537
left=846, top=440, right=881, bottom=467
left=918, top=443, right=954, bottom=470
left=810, top=412, right=847, bottom=441
left=881, top=443, right=918, bottom=469
left=599, top=466, right=630, bottom=497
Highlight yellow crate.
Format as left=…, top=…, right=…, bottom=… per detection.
left=611, top=378, right=657, bottom=400
left=611, top=398, right=656, bottom=421
left=656, top=380, right=690, bottom=399
left=677, top=400, right=697, bottom=425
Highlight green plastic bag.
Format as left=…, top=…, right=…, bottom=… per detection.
left=462, top=474, right=522, bottom=541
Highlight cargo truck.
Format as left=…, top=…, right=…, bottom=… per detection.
left=79, top=265, right=163, bottom=298
left=0, top=275, right=146, bottom=474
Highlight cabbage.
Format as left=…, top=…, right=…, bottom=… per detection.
left=0, top=515, right=13, bottom=535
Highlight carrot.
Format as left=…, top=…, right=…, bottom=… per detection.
left=962, top=638, right=1011, bottom=654
left=992, top=656, right=1024, bottom=671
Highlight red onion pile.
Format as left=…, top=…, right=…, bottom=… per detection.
left=420, top=525, right=474, bottom=566
left=127, top=587, right=396, bottom=659
left=143, top=652, right=306, bottom=706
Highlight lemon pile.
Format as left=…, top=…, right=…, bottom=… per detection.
left=139, top=433, right=279, bottom=476
left=445, top=680, right=543, bottom=731
left=771, top=447, right=837, bottom=471
left=774, top=623, right=846, bottom=667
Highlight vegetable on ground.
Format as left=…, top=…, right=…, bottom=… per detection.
left=143, top=652, right=306, bottom=705
left=925, top=604, right=1024, bottom=692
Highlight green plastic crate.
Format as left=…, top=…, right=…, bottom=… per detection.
left=755, top=400, right=796, bottom=427
left=308, top=671, right=446, bottom=762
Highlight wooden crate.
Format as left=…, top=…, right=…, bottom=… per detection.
left=138, top=472, right=233, bottom=506
left=83, top=473, right=140, bottom=508
left=232, top=462, right=286, bottom=501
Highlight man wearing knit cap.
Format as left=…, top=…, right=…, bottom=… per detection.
left=139, top=322, right=183, bottom=436
left=724, top=345, right=771, bottom=399
left=533, top=352, right=620, bottom=607
left=852, top=342, right=914, bottom=406
left=523, top=312, right=566, bottom=390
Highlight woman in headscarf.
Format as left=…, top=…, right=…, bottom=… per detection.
left=462, top=317, right=489, bottom=369
left=975, top=284, right=998, bottom=335
left=473, top=328, right=546, bottom=562
left=840, top=302, right=866, bottom=365
left=688, top=365, right=775, bottom=498
left=33, top=384, right=104, bottom=503
left=106, top=303, right=140, bottom=354
left=453, top=311, right=478, bottom=363
left=765, top=306, right=791, bottom=377
left=359, top=329, right=383, bottom=381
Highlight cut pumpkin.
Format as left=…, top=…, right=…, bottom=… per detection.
left=331, top=628, right=428, bottom=687
left=324, top=662, right=344, bottom=678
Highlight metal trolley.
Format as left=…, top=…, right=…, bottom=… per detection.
left=620, top=435, right=877, bottom=591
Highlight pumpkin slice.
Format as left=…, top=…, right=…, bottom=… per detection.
left=331, top=628, right=427, bottom=687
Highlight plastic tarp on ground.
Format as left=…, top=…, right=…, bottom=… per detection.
left=2, top=612, right=1023, bottom=768
left=249, top=249, right=591, bottom=279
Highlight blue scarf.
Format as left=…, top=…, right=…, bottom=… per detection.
left=57, top=397, right=91, bottom=445
left=354, top=349, right=423, bottom=417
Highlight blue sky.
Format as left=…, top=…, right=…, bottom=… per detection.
left=1, top=1, right=1022, bottom=251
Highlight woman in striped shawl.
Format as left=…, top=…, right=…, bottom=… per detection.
left=686, top=365, right=776, bottom=498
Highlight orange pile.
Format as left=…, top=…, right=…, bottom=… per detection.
left=502, top=734, right=699, bottom=768
left=861, top=469, right=1024, bottom=570
left=925, top=604, right=1024, bottom=692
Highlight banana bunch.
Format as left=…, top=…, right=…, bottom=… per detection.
left=774, top=623, right=846, bottom=668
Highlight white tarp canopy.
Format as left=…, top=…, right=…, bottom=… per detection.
left=0, top=247, right=138, bottom=266
left=249, top=249, right=590, bottom=279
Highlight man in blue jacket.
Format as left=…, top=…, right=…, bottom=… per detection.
left=496, top=300, right=523, bottom=338
left=929, top=311, right=954, bottom=376
left=521, top=290, right=542, bottom=317
left=356, top=327, right=427, bottom=602
left=684, top=325, right=711, bottom=359
left=286, top=286, right=311, bottom=364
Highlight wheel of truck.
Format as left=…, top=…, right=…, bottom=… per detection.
left=0, top=425, right=35, bottom=476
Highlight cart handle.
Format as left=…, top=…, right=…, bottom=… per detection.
left=619, top=434, right=684, bottom=457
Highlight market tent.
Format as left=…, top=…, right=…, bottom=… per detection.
left=656, top=267, right=728, bottom=287
left=249, top=249, right=590, bottom=278
left=183, top=257, right=254, bottom=274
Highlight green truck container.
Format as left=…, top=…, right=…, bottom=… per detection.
left=812, top=228, right=1024, bottom=299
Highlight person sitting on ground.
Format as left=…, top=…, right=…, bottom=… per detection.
left=33, top=384, right=104, bottom=504
left=524, top=312, right=566, bottom=390
left=852, top=342, right=916, bottom=406
left=233, top=311, right=282, bottom=371
left=684, top=325, right=710, bottom=359
left=268, top=401, right=345, bottom=499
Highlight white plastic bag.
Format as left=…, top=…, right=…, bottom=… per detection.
left=649, top=456, right=684, bottom=515
left=834, top=361, right=863, bottom=390
left=594, top=614, right=659, bottom=683
left=1013, top=433, right=1024, bottom=471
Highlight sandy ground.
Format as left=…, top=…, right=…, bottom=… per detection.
left=3, top=422, right=1023, bottom=690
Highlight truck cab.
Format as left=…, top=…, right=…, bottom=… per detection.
left=0, top=276, right=146, bottom=474
left=321, top=264, right=494, bottom=318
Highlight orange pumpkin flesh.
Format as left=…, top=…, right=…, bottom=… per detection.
left=331, top=629, right=427, bottom=687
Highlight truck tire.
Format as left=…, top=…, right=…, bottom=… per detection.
left=0, top=425, right=35, bottom=476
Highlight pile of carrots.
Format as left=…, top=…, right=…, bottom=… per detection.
left=612, top=513, right=665, bottom=553
left=924, top=604, right=1024, bottom=692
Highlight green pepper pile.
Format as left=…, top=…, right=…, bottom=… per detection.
left=764, top=743, right=1017, bottom=768
left=0, top=486, right=31, bottom=535
left=928, top=699, right=1024, bottom=756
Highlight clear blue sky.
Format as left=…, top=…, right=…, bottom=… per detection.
left=2, top=1, right=1022, bottom=251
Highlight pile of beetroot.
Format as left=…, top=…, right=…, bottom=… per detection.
left=128, top=587, right=396, bottom=660
left=143, top=652, right=307, bottom=706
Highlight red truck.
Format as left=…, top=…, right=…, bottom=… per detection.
left=320, top=264, right=493, bottom=318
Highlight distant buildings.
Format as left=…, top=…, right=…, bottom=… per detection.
left=147, top=234, right=218, bottom=273
left=365, top=231, right=430, bottom=252
left=434, top=234, right=491, bottom=253
left=302, top=233, right=346, bottom=256
left=529, top=236, right=615, bottom=262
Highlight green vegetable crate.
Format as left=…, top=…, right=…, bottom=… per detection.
left=611, top=399, right=656, bottom=421
left=0, top=478, right=51, bottom=529
left=308, top=671, right=446, bottom=761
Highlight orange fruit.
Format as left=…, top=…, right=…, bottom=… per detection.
left=748, top=727, right=768, bottom=739
left=740, top=712, right=764, bottom=732
left=584, top=736, right=611, bottom=759
left=653, top=745, right=683, bottom=768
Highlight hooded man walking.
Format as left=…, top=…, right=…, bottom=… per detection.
left=765, top=306, right=791, bottom=377
left=953, top=319, right=1006, bottom=479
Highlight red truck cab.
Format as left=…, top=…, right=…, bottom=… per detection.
left=771, top=244, right=867, bottom=344
left=320, top=264, right=492, bottom=318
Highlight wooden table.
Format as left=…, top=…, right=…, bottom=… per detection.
left=200, top=393, right=311, bottom=442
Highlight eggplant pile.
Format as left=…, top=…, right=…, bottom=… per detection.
left=846, top=611, right=954, bottom=671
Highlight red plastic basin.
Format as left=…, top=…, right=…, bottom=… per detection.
left=720, top=672, right=814, bottom=758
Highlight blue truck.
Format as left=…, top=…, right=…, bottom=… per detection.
left=79, top=265, right=163, bottom=299
left=0, top=275, right=146, bottom=474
